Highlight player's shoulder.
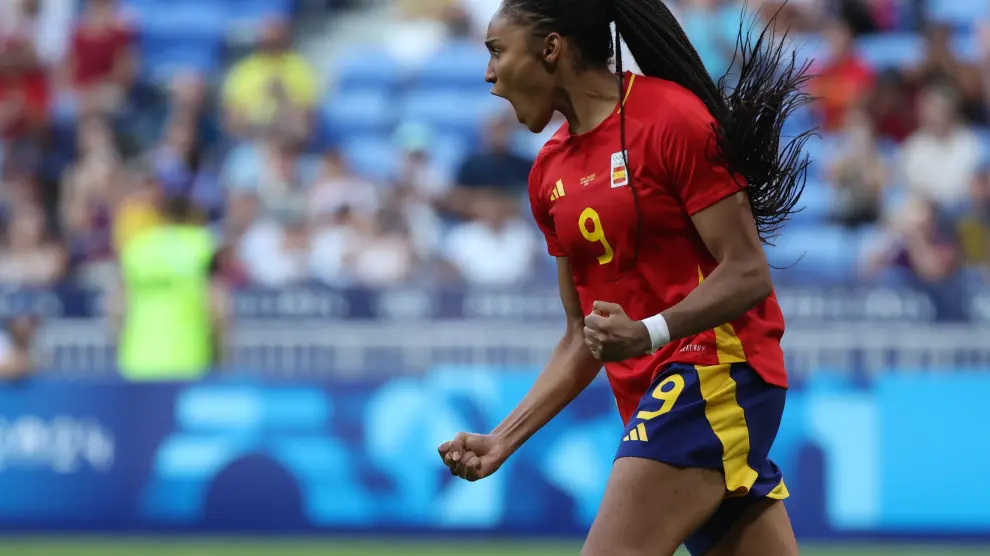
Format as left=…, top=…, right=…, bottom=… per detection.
left=626, top=74, right=714, bottom=129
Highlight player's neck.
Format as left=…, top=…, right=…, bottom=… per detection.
left=556, top=68, right=622, bottom=135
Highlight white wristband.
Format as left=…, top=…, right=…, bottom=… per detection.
left=640, top=314, right=671, bottom=353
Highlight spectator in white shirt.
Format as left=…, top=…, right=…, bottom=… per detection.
left=237, top=200, right=311, bottom=288
left=443, top=192, right=537, bottom=287
left=1, top=0, right=74, bottom=66
left=309, top=148, right=379, bottom=224
left=901, top=84, right=984, bottom=210
left=309, top=207, right=418, bottom=288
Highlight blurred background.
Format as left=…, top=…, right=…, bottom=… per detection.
left=0, top=0, right=989, bottom=554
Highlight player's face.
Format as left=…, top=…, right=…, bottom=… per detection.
left=484, top=12, right=559, bottom=133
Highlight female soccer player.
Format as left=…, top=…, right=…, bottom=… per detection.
left=438, top=1, right=813, bottom=555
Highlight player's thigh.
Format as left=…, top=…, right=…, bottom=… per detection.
left=683, top=362, right=792, bottom=556
left=582, top=363, right=732, bottom=556
left=581, top=457, right=725, bottom=556
left=704, top=499, right=798, bottom=556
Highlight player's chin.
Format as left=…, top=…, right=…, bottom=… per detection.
left=516, top=109, right=552, bottom=134
left=495, top=96, right=550, bottom=134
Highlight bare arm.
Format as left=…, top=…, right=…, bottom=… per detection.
left=491, top=258, right=602, bottom=455
left=59, top=166, right=88, bottom=235
left=110, top=26, right=137, bottom=90
left=0, top=344, right=32, bottom=380
left=108, top=272, right=126, bottom=334
left=209, top=278, right=230, bottom=367
left=901, top=234, right=958, bottom=282
left=660, top=192, right=773, bottom=342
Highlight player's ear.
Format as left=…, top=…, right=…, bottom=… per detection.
left=542, top=32, right=563, bottom=68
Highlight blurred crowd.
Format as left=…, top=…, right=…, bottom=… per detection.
left=0, top=0, right=989, bottom=293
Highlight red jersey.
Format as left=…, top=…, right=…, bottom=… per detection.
left=71, top=20, right=134, bottom=87
left=809, top=55, right=874, bottom=133
left=528, top=73, right=787, bottom=424
left=0, top=30, right=49, bottom=138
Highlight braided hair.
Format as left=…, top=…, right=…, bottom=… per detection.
left=501, top=0, right=814, bottom=245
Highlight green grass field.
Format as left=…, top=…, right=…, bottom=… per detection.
left=1, top=539, right=986, bottom=556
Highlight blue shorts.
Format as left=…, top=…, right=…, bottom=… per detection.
left=614, top=362, right=788, bottom=556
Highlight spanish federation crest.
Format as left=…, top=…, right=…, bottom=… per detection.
left=610, top=151, right=629, bottom=188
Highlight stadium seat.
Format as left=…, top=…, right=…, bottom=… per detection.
left=341, top=137, right=399, bottom=181
left=781, top=106, right=820, bottom=148
left=799, top=133, right=837, bottom=179
left=852, top=223, right=883, bottom=261
left=119, top=0, right=159, bottom=18
left=786, top=33, right=829, bottom=68
left=334, top=49, right=405, bottom=93
left=143, top=48, right=222, bottom=83
left=765, top=226, right=856, bottom=285
left=323, top=89, right=396, bottom=136
left=222, top=0, right=296, bottom=42
left=401, top=90, right=502, bottom=139
left=789, top=179, right=832, bottom=228
left=855, top=33, right=924, bottom=70
left=136, top=1, right=227, bottom=42
left=414, top=41, right=490, bottom=91
left=140, top=37, right=223, bottom=82
left=224, top=0, right=295, bottom=19
left=973, top=127, right=990, bottom=158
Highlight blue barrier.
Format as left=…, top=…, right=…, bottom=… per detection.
left=0, top=369, right=987, bottom=539
left=2, top=283, right=988, bottom=323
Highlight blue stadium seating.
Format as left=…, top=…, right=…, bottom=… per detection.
left=765, top=226, right=857, bottom=285
left=414, top=41, right=491, bottom=92
left=335, top=49, right=405, bottom=93
left=119, top=0, right=157, bottom=14
left=125, top=0, right=299, bottom=83
left=789, top=179, right=832, bottom=228
left=400, top=90, right=502, bottom=142
left=975, top=127, right=990, bottom=159
left=323, top=89, right=396, bottom=136
left=133, top=1, right=227, bottom=83
left=134, top=2, right=228, bottom=41
left=223, top=0, right=295, bottom=20
left=124, top=0, right=294, bottom=23
left=926, top=0, right=990, bottom=29
left=855, top=33, right=924, bottom=70
left=142, top=41, right=223, bottom=82
left=342, top=137, right=399, bottom=182
left=799, top=133, right=838, bottom=179
left=787, top=33, right=829, bottom=68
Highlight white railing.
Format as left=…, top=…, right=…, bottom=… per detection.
left=34, top=320, right=990, bottom=378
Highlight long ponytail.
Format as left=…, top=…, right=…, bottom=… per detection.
left=612, top=1, right=815, bottom=244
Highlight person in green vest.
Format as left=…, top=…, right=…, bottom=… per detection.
left=114, top=184, right=229, bottom=381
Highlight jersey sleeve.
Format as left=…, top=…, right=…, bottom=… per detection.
left=655, top=103, right=743, bottom=216
left=528, top=158, right=565, bottom=257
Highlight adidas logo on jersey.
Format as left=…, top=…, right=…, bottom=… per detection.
left=622, top=422, right=649, bottom=442
left=549, top=179, right=566, bottom=201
